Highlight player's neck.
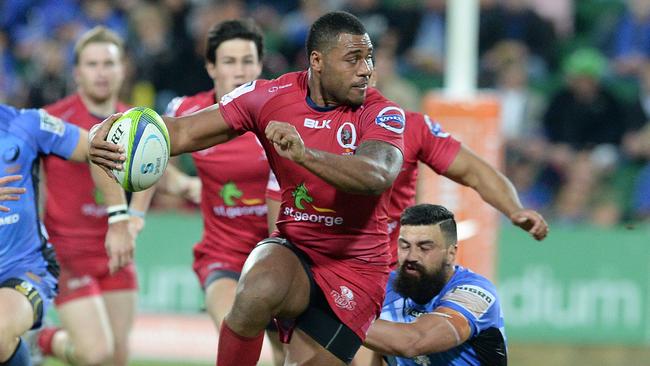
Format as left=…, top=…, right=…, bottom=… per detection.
left=307, top=69, right=340, bottom=108
left=78, top=92, right=118, bottom=117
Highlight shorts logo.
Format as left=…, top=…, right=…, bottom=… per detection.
left=39, top=109, right=66, bottom=136
left=337, top=122, right=357, bottom=153
left=424, top=114, right=450, bottom=138
left=375, top=107, right=405, bottom=134
left=65, top=275, right=92, bottom=291
left=330, top=285, right=356, bottom=310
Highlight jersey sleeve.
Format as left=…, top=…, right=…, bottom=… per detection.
left=218, top=80, right=270, bottom=134
left=164, top=96, right=185, bottom=117
left=18, top=109, right=80, bottom=159
left=358, top=98, right=405, bottom=153
left=415, top=113, right=461, bottom=174
left=438, top=281, right=499, bottom=338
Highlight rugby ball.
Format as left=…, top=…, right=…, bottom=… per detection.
left=106, top=107, right=170, bottom=192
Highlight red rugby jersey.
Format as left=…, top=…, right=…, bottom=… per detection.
left=167, top=90, right=270, bottom=260
left=43, top=94, right=129, bottom=246
left=386, top=111, right=461, bottom=261
left=219, top=71, right=405, bottom=267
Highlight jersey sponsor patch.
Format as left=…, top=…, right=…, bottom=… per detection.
left=375, top=106, right=405, bottom=134
left=424, top=114, right=450, bottom=138
left=442, top=284, right=495, bottom=319
left=220, top=80, right=257, bottom=106
left=39, top=109, right=65, bottom=136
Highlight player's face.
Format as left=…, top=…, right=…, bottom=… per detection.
left=320, top=33, right=373, bottom=107
left=394, top=224, right=456, bottom=304
left=207, top=38, right=262, bottom=100
left=74, top=42, right=124, bottom=104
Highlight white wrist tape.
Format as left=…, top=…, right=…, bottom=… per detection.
left=108, top=213, right=130, bottom=224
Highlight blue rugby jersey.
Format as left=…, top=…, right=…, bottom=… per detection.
left=0, top=104, right=79, bottom=273
left=381, top=265, right=507, bottom=366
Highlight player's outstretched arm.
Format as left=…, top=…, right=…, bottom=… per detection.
left=0, top=175, right=26, bottom=212
left=364, top=307, right=470, bottom=358
left=266, top=121, right=403, bottom=195
left=443, top=145, right=549, bottom=241
left=88, top=106, right=236, bottom=173
left=73, top=128, right=135, bottom=273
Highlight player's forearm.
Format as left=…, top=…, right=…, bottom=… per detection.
left=468, top=166, right=523, bottom=218
left=365, top=320, right=429, bottom=357
left=89, top=163, right=127, bottom=206
left=266, top=197, right=281, bottom=234
left=299, top=148, right=396, bottom=195
left=365, top=317, right=464, bottom=358
left=166, top=106, right=235, bottom=156
left=130, top=187, right=154, bottom=213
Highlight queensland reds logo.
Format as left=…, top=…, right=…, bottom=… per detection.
left=336, top=122, right=357, bottom=153
left=375, top=106, right=405, bottom=134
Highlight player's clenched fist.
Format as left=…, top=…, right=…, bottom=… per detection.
left=266, top=121, right=307, bottom=163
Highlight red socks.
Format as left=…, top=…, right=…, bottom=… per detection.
left=216, top=321, right=263, bottom=366
left=37, top=327, right=58, bottom=356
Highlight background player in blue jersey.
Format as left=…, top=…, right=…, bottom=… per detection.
left=0, top=175, right=26, bottom=212
left=363, top=204, right=507, bottom=366
left=0, top=104, right=133, bottom=366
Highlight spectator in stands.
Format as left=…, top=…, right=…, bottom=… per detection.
left=479, top=0, right=557, bottom=83
left=543, top=48, right=629, bottom=225
left=611, top=0, right=650, bottom=77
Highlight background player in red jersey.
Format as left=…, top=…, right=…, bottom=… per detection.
left=90, top=11, right=405, bottom=366
left=36, top=27, right=150, bottom=366
left=160, top=19, right=284, bottom=365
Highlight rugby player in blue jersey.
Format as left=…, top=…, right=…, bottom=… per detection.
left=0, top=104, right=133, bottom=366
left=362, top=204, right=507, bottom=366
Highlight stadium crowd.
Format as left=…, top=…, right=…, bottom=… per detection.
left=1, top=0, right=649, bottom=226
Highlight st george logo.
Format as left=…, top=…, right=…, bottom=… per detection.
left=220, top=182, right=243, bottom=206
left=291, top=183, right=335, bottom=213
left=292, top=183, right=313, bottom=210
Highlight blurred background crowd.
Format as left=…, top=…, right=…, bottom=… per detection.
left=1, top=0, right=649, bottom=226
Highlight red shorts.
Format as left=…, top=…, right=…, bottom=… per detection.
left=55, top=255, right=138, bottom=305
left=299, top=246, right=390, bottom=340
left=192, top=243, right=248, bottom=288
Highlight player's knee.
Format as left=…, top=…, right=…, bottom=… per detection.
left=235, top=268, right=289, bottom=312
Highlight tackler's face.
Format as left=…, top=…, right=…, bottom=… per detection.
left=319, top=33, right=374, bottom=107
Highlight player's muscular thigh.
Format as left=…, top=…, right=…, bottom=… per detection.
left=238, top=244, right=311, bottom=317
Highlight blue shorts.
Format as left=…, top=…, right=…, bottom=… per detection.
left=0, top=256, right=58, bottom=329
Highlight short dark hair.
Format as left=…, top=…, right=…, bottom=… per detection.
left=205, top=19, right=264, bottom=64
left=400, top=204, right=457, bottom=246
left=306, top=11, right=367, bottom=57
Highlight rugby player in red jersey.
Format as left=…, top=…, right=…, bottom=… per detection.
left=90, top=11, right=405, bottom=366
left=160, top=19, right=284, bottom=365
left=36, top=27, right=149, bottom=366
